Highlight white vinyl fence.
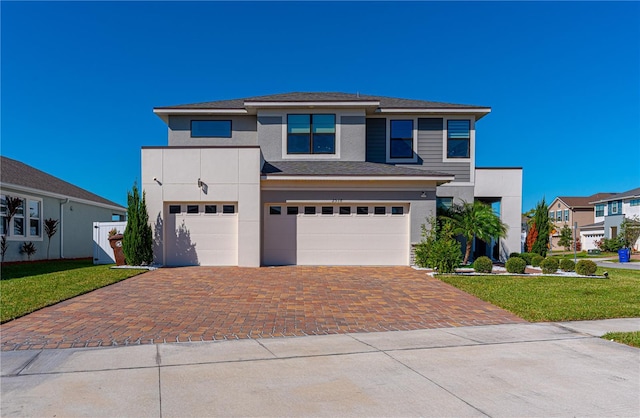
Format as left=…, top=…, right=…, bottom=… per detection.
left=93, top=221, right=127, bottom=264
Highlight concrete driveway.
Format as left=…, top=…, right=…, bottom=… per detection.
left=2, top=319, right=639, bottom=417
left=1, top=266, right=524, bottom=351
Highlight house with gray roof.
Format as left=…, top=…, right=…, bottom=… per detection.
left=143, top=92, right=522, bottom=266
left=1, top=156, right=126, bottom=262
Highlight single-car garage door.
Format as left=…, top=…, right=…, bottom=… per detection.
left=263, top=203, right=409, bottom=266
left=165, top=203, right=238, bottom=266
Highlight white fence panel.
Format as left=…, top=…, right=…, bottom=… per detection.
left=93, top=221, right=127, bottom=264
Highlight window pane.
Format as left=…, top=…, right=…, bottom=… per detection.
left=437, top=198, right=453, bottom=210
left=391, top=139, right=413, bottom=158
left=304, top=206, right=316, bottom=215
left=287, top=207, right=299, bottom=215
left=374, top=206, right=386, bottom=215
left=14, top=217, right=24, bottom=235
left=205, top=205, right=217, bottom=214
left=339, top=206, right=351, bottom=215
left=288, top=115, right=310, bottom=134
left=287, top=135, right=311, bottom=154
left=391, top=206, right=404, bottom=215
left=192, top=120, right=231, bottom=137
left=169, top=205, right=181, bottom=214
left=321, top=206, right=333, bottom=215
left=391, top=120, right=413, bottom=139
left=15, top=199, right=24, bottom=216
left=447, top=120, right=470, bottom=139
left=357, top=206, right=368, bottom=215
left=1, top=196, right=7, bottom=215
left=187, top=205, right=199, bottom=214
left=269, top=206, right=281, bottom=215
left=447, top=139, right=469, bottom=158
left=312, top=114, right=335, bottom=133
left=30, top=219, right=40, bottom=236
left=223, top=205, right=235, bottom=214
left=313, top=134, right=335, bottom=154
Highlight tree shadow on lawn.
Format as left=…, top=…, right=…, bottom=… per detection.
left=0, top=258, right=96, bottom=280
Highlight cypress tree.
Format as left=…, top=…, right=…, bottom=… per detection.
left=138, top=190, right=154, bottom=264
left=531, top=198, right=551, bottom=257
left=123, top=183, right=153, bottom=266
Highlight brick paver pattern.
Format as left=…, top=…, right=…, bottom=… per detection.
left=1, top=266, right=525, bottom=350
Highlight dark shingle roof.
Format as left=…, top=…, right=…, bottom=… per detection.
left=580, top=221, right=604, bottom=231
left=590, top=187, right=640, bottom=203
left=555, top=193, right=618, bottom=209
left=261, top=161, right=453, bottom=178
left=1, top=156, right=124, bottom=208
left=156, top=92, right=487, bottom=110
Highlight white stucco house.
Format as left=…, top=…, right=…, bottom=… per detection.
left=0, top=156, right=126, bottom=262
left=142, top=92, right=522, bottom=267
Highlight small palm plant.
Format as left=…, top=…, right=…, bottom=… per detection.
left=20, top=241, right=37, bottom=261
left=44, top=218, right=60, bottom=259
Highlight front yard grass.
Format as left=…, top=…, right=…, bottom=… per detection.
left=0, top=259, right=147, bottom=323
left=438, top=267, right=640, bottom=322
left=602, top=331, right=640, bottom=348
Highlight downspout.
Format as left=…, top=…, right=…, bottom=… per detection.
left=60, top=198, right=69, bottom=259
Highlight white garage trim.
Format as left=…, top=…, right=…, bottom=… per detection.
left=164, top=203, right=238, bottom=266
left=263, top=203, right=410, bottom=266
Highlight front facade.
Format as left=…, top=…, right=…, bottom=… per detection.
left=547, top=193, right=615, bottom=250
left=0, top=156, right=126, bottom=262
left=581, top=187, right=640, bottom=251
left=142, top=93, right=522, bottom=267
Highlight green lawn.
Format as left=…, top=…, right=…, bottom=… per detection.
left=438, top=267, right=640, bottom=322
left=0, top=259, right=147, bottom=323
left=602, top=331, right=640, bottom=348
left=547, top=251, right=618, bottom=259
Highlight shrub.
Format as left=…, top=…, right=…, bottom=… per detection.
left=531, top=254, right=544, bottom=267
left=576, top=260, right=597, bottom=276
left=540, top=257, right=559, bottom=274
left=559, top=259, right=575, bottom=272
left=414, top=218, right=462, bottom=273
left=123, top=183, right=153, bottom=266
left=509, top=252, right=522, bottom=260
left=505, top=257, right=526, bottom=274
left=519, top=252, right=534, bottom=265
left=473, top=256, right=493, bottom=273
left=596, top=237, right=625, bottom=252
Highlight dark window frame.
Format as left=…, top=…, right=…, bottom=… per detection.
left=304, top=206, right=316, bottom=215
left=286, top=114, right=336, bottom=155
left=356, top=206, right=369, bottom=215
left=187, top=205, right=199, bottom=214
left=339, top=206, right=351, bottom=215
left=287, top=206, right=299, bottom=215
left=389, top=119, right=414, bottom=159
left=222, top=205, right=235, bottom=214
left=321, top=206, right=334, bottom=215
left=269, top=206, right=281, bottom=215
left=205, top=205, right=217, bottom=214
left=446, top=119, right=471, bottom=159
left=191, top=120, right=232, bottom=138
left=391, top=206, right=404, bottom=215
left=374, top=206, right=386, bottom=215
left=169, top=205, right=181, bottom=214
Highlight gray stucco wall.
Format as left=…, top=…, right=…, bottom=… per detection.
left=262, top=189, right=436, bottom=243
left=417, top=118, right=471, bottom=182
left=436, top=184, right=475, bottom=205
left=604, top=214, right=624, bottom=238
left=168, top=115, right=257, bottom=146
left=340, top=115, right=366, bottom=161
left=1, top=186, right=124, bottom=262
left=257, top=116, right=283, bottom=162
left=365, top=118, right=386, bottom=163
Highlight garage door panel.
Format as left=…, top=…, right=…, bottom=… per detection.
left=297, top=234, right=407, bottom=250
left=297, top=249, right=406, bottom=266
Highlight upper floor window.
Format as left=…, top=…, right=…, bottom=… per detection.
left=287, top=114, right=335, bottom=154
left=556, top=211, right=563, bottom=221
left=564, top=209, right=569, bottom=222
left=390, top=120, right=414, bottom=159
left=630, top=199, right=640, bottom=207
left=1, top=195, right=42, bottom=239
left=609, top=200, right=621, bottom=215
left=447, top=120, right=470, bottom=158
left=595, top=204, right=605, bottom=217
left=549, top=210, right=555, bottom=220
left=191, top=120, right=232, bottom=138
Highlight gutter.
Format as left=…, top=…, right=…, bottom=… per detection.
left=60, top=198, right=69, bottom=259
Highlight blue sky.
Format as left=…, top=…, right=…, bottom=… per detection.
left=2, top=1, right=639, bottom=211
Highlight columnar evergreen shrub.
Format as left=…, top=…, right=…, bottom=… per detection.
left=559, top=259, right=575, bottom=272
left=531, top=198, right=551, bottom=257
left=473, top=256, right=493, bottom=273
left=540, top=257, right=559, bottom=274
left=123, top=183, right=153, bottom=266
left=505, top=257, right=526, bottom=274
left=531, top=254, right=544, bottom=267
left=576, top=260, right=597, bottom=276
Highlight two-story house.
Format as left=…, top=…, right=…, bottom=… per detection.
left=580, top=187, right=640, bottom=251
left=141, top=92, right=522, bottom=267
left=548, top=193, right=615, bottom=250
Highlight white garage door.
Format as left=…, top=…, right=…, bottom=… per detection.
left=263, top=203, right=409, bottom=266
left=165, top=203, right=238, bottom=266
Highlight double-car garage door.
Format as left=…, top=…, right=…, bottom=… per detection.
left=263, top=203, right=409, bottom=266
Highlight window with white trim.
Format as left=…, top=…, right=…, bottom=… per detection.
left=564, top=210, right=569, bottom=222
left=630, top=199, right=640, bottom=206
left=595, top=204, right=604, bottom=217
left=1, top=194, right=43, bottom=239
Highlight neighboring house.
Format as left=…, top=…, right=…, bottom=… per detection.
left=581, top=187, right=640, bottom=251
left=142, top=92, right=522, bottom=267
left=548, top=193, right=616, bottom=250
left=0, top=156, right=126, bottom=262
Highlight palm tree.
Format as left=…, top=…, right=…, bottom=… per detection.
left=443, top=200, right=507, bottom=265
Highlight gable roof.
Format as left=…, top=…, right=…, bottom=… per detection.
left=0, top=156, right=125, bottom=209
left=156, top=92, right=488, bottom=110
left=261, top=161, right=454, bottom=180
left=550, top=193, right=618, bottom=209
left=590, top=187, right=640, bottom=204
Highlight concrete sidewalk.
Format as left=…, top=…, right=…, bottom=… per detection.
left=2, top=318, right=639, bottom=417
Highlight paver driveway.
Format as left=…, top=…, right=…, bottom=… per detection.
left=1, top=266, right=525, bottom=350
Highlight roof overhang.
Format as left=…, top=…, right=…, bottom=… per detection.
left=375, top=107, right=492, bottom=120
left=262, top=175, right=452, bottom=182
left=244, top=100, right=381, bottom=109
left=153, top=108, right=249, bottom=123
